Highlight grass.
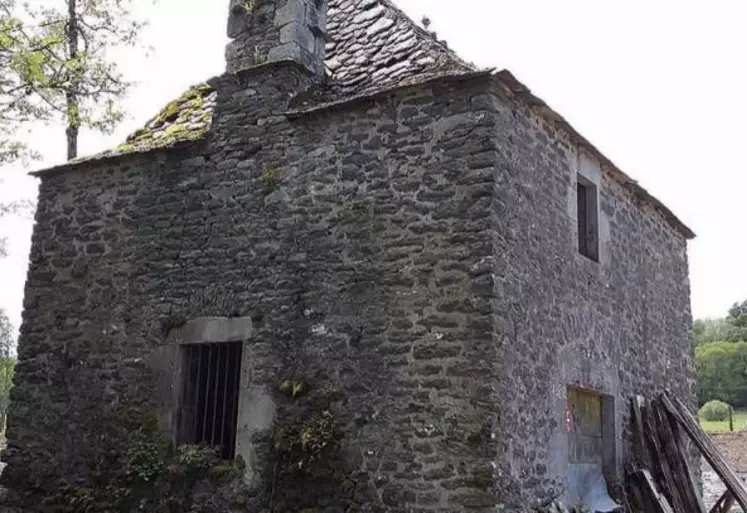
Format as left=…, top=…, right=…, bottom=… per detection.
left=699, top=409, right=747, bottom=433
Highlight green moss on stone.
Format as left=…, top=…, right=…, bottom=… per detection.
left=111, top=82, right=215, bottom=155
left=115, top=143, right=136, bottom=154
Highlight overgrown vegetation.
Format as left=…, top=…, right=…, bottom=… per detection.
left=0, top=311, right=13, bottom=431
left=10, top=375, right=348, bottom=512
left=30, top=406, right=248, bottom=513
left=267, top=382, right=347, bottom=513
left=699, top=399, right=731, bottom=422
left=0, top=227, right=17, bottom=430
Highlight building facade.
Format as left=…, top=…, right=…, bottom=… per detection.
left=1, top=0, right=696, bottom=511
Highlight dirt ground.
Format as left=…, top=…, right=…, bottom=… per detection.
left=702, top=432, right=747, bottom=511
left=710, top=432, right=747, bottom=472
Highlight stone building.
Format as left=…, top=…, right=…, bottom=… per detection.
left=2, top=0, right=696, bottom=511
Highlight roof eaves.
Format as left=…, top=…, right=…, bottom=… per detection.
left=29, top=138, right=204, bottom=178
left=492, top=69, right=695, bottom=240
left=287, top=68, right=493, bottom=118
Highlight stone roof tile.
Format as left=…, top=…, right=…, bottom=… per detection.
left=77, top=84, right=217, bottom=161
left=325, top=0, right=472, bottom=96
left=75, top=0, right=472, bottom=163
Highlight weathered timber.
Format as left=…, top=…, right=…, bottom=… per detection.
left=633, top=396, right=652, bottom=470
left=661, top=394, right=747, bottom=512
left=708, top=490, right=735, bottom=513
left=666, top=403, right=703, bottom=510
left=652, top=400, right=706, bottom=513
left=645, top=402, right=687, bottom=512
left=634, top=469, right=676, bottom=513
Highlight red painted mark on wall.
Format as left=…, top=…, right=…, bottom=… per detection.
left=565, top=407, right=574, bottom=433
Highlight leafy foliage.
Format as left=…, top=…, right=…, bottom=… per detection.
left=37, top=407, right=247, bottom=513
left=693, top=317, right=747, bottom=347
left=0, top=181, right=33, bottom=258
left=0, top=308, right=11, bottom=354
left=0, top=0, right=152, bottom=161
left=699, top=399, right=731, bottom=422
left=693, top=299, right=747, bottom=407
left=696, top=341, right=747, bottom=407
left=273, top=410, right=340, bottom=474
left=0, top=307, right=14, bottom=426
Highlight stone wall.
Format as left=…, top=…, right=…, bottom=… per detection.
left=487, top=81, right=695, bottom=509
left=2, top=58, right=695, bottom=512
left=3, top=63, right=501, bottom=512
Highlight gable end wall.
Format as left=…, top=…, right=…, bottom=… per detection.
left=488, top=84, right=695, bottom=509
left=3, top=67, right=502, bottom=512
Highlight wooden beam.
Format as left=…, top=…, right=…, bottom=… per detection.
left=708, top=490, right=735, bottom=513
left=653, top=399, right=707, bottom=513
left=632, top=395, right=652, bottom=470
left=634, top=468, right=676, bottom=513
left=647, top=402, right=687, bottom=512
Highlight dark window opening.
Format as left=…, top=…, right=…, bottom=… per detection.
left=577, top=175, right=599, bottom=262
left=178, top=342, right=242, bottom=459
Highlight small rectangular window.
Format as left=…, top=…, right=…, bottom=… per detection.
left=577, top=175, right=599, bottom=262
left=178, top=342, right=242, bottom=459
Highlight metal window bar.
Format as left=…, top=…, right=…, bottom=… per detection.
left=179, top=342, right=242, bottom=459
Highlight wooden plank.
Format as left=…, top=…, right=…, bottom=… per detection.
left=708, top=492, right=724, bottom=513
left=652, top=401, right=690, bottom=510
left=653, top=399, right=707, bottom=513
left=665, top=405, right=708, bottom=513
left=635, top=468, right=676, bottom=513
left=722, top=493, right=736, bottom=513
left=646, top=402, right=687, bottom=512
left=709, top=490, right=734, bottom=513
left=641, top=402, right=666, bottom=480
left=665, top=404, right=712, bottom=512
left=629, top=470, right=655, bottom=513
left=661, top=394, right=747, bottom=512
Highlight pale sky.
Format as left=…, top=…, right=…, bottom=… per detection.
left=1, top=0, right=745, bottom=340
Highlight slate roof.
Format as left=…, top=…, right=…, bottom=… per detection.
left=45, top=0, right=693, bottom=239
left=77, top=0, right=473, bottom=162
left=325, top=0, right=472, bottom=97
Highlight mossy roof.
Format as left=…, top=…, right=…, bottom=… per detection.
left=81, top=83, right=217, bottom=161
left=73, top=0, right=472, bottom=164
left=37, top=0, right=694, bottom=241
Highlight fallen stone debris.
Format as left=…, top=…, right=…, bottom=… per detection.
left=629, top=393, right=746, bottom=513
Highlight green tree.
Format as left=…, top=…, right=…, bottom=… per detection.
left=1, top=0, right=151, bottom=161
left=693, top=318, right=734, bottom=347
left=0, top=309, right=11, bottom=357
left=726, top=300, right=747, bottom=341
left=0, top=310, right=14, bottom=430
left=696, top=341, right=747, bottom=407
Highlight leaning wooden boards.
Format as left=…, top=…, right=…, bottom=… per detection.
left=628, top=393, right=746, bottom=513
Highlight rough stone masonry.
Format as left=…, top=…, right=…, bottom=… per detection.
left=1, top=0, right=697, bottom=512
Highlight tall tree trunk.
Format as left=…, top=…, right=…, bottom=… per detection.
left=65, top=0, right=79, bottom=160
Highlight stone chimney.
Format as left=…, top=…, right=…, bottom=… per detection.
left=226, top=0, right=327, bottom=78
